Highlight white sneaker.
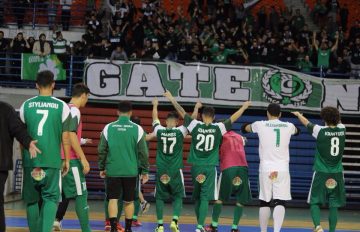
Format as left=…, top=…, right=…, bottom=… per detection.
left=314, top=225, right=324, bottom=232
left=53, top=220, right=62, bottom=231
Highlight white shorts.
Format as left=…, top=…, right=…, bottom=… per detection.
left=259, top=171, right=292, bottom=202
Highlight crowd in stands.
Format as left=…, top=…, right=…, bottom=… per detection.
left=0, top=0, right=360, bottom=79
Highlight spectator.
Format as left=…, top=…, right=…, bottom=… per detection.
left=257, top=6, right=267, bottom=30
left=269, top=6, right=280, bottom=33
left=26, top=36, right=35, bottom=53
left=248, top=38, right=263, bottom=63
left=349, top=20, right=360, bottom=41
left=33, top=34, right=51, bottom=57
left=264, top=37, right=280, bottom=64
left=13, top=0, right=27, bottom=29
left=291, top=9, right=305, bottom=33
left=61, top=0, right=72, bottom=31
left=312, top=31, right=339, bottom=69
left=88, top=14, right=101, bottom=34
left=282, top=42, right=298, bottom=66
left=350, top=37, right=360, bottom=79
left=53, top=31, right=70, bottom=67
left=10, top=32, right=30, bottom=77
left=297, top=55, right=313, bottom=72
left=48, top=0, right=57, bottom=30
left=339, top=4, right=349, bottom=31
left=235, top=4, right=246, bottom=24
left=331, top=56, right=350, bottom=74
left=110, top=45, right=128, bottom=62
left=0, top=31, right=8, bottom=75
left=99, top=39, right=113, bottom=59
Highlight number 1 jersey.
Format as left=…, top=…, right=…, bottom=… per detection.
left=20, top=96, right=71, bottom=169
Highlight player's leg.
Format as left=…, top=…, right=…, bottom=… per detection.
left=122, top=177, right=137, bottom=231
left=23, top=167, right=41, bottom=232
left=132, top=177, right=141, bottom=226
left=258, top=171, right=272, bottom=232
left=155, top=172, right=169, bottom=232
left=272, top=199, right=286, bottom=232
left=54, top=196, right=70, bottom=230
left=139, top=191, right=151, bottom=214
left=328, top=207, right=338, bottom=232
left=308, top=172, right=325, bottom=232
left=310, top=204, right=322, bottom=231
left=272, top=172, right=291, bottom=232
left=327, top=172, right=346, bottom=232
left=75, top=193, right=91, bottom=232
left=107, top=177, right=122, bottom=232
left=169, top=169, right=185, bottom=232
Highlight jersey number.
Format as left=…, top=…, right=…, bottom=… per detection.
left=273, top=129, right=280, bottom=147
left=195, top=134, right=215, bottom=151
left=36, top=109, right=49, bottom=136
left=161, top=137, right=176, bottom=154
left=330, top=137, right=340, bottom=156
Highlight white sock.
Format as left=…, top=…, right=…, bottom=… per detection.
left=259, top=207, right=271, bottom=232
left=273, top=205, right=285, bottom=232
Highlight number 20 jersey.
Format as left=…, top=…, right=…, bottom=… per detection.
left=20, top=96, right=71, bottom=169
left=307, top=123, right=346, bottom=173
left=251, top=119, right=297, bottom=172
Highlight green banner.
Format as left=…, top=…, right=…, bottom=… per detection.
left=84, top=59, right=360, bottom=115
left=21, top=53, right=66, bottom=81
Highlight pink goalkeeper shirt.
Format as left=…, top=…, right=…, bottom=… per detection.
left=61, top=104, right=82, bottom=160
left=219, top=131, right=247, bottom=171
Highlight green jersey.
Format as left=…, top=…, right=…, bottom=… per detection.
left=184, top=114, right=231, bottom=166
left=153, top=120, right=188, bottom=172
left=98, top=116, right=149, bottom=177
left=307, top=123, right=346, bottom=173
left=20, top=96, right=71, bottom=168
left=317, top=49, right=331, bottom=68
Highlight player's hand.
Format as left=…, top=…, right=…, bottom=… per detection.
left=62, top=160, right=70, bottom=177
left=80, top=158, right=90, bottom=175
left=152, top=97, right=158, bottom=106
left=141, top=174, right=149, bottom=184
left=99, top=170, right=106, bottom=179
left=85, top=138, right=93, bottom=144
left=291, top=111, right=302, bottom=117
left=242, top=101, right=251, bottom=109
left=195, top=100, right=202, bottom=109
left=29, top=140, right=41, bottom=159
left=163, top=90, right=173, bottom=99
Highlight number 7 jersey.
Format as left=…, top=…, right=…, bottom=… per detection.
left=307, top=123, right=346, bottom=173
left=20, top=96, right=71, bottom=169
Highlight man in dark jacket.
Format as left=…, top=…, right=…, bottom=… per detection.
left=0, top=101, right=40, bottom=232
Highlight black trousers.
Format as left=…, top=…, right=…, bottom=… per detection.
left=0, top=171, right=8, bottom=232
left=55, top=192, right=70, bottom=221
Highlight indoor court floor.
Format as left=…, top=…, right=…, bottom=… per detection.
left=4, top=200, right=360, bottom=232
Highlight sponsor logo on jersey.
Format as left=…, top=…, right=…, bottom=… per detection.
left=232, top=176, right=242, bottom=186
left=262, top=69, right=312, bottom=106
left=325, top=178, right=337, bottom=189
left=31, top=168, right=46, bottom=181
left=196, top=174, right=206, bottom=184
left=160, top=174, right=171, bottom=184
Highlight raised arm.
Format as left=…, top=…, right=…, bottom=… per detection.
left=152, top=97, right=159, bottom=121
left=230, top=101, right=251, bottom=123
left=312, top=31, right=318, bottom=51
left=331, top=32, right=339, bottom=52
left=292, top=111, right=310, bottom=127
left=163, top=90, right=186, bottom=119
left=191, top=101, right=202, bottom=119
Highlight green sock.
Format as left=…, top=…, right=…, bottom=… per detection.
left=40, top=200, right=57, bottom=232
left=156, top=199, right=164, bottom=222
left=195, top=200, right=200, bottom=221
left=197, top=199, right=209, bottom=228
left=329, top=207, right=338, bottom=232
left=26, top=202, right=39, bottom=232
left=310, top=204, right=321, bottom=228
left=75, top=194, right=91, bottom=232
left=232, top=204, right=244, bottom=229
left=118, top=199, right=123, bottom=221
left=104, top=199, right=109, bottom=220
left=211, top=203, right=222, bottom=227
left=173, top=197, right=182, bottom=219
left=134, top=198, right=140, bottom=217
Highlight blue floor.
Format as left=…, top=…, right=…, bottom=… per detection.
left=6, top=217, right=359, bottom=232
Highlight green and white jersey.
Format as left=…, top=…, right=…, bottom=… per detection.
left=153, top=120, right=187, bottom=172
left=20, top=96, right=71, bottom=169
left=307, top=123, right=346, bottom=173
left=184, top=114, right=231, bottom=166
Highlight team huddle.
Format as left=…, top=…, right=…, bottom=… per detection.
left=19, top=71, right=346, bottom=232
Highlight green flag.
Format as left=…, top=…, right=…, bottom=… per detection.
left=21, top=53, right=66, bottom=81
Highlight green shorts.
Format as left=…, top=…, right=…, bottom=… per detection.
left=218, top=166, right=252, bottom=204
left=308, top=171, right=346, bottom=208
left=22, top=167, right=61, bottom=204
left=62, top=159, right=88, bottom=199
left=191, top=165, right=217, bottom=201
left=155, top=169, right=185, bottom=200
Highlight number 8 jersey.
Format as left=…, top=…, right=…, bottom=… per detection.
left=20, top=96, right=71, bottom=169
left=307, top=123, right=346, bottom=173
left=184, top=114, right=231, bottom=166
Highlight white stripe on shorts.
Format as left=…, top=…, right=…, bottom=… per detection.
left=180, top=169, right=186, bottom=197
left=307, top=172, right=316, bottom=204
left=217, top=172, right=223, bottom=199
left=214, top=167, right=219, bottom=200
left=72, top=167, right=82, bottom=196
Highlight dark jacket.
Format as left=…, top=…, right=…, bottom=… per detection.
left=0, top=101, right=32, bottom=171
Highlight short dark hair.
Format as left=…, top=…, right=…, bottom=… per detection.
left=118, top=101, right=132, bottom=113
left=320, top=106, right=340, bottom=126
left=72, top=83, right=90, bottom=97
left=267, top=103, right=281, bottom=117
left=167, top=111, right=179, bottom=119
left=130, top=115, right=141, bottom=125
left=202, top=106, right=215, bottom=118
left=0, top=31, right=3, bottom=35
left=36, top=70, right=54, bottom=88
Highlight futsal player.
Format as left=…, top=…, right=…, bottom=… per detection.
left=19, top=70, right=72, bottom=232
left=53, top=83, right=92, bottom=231
left=151, top=98, right=202, bottom=232
left=242, top=103, right=299, bottom=232
left=164, top=90, right=251, bottom=232
left=292, top=108, right=346, bottom=232
left=98, top=101, right=149, bottom=232
left=206, top=129, right=251, bottom=232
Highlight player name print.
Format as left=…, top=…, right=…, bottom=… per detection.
left=84, top=59, right=360, bottom=115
